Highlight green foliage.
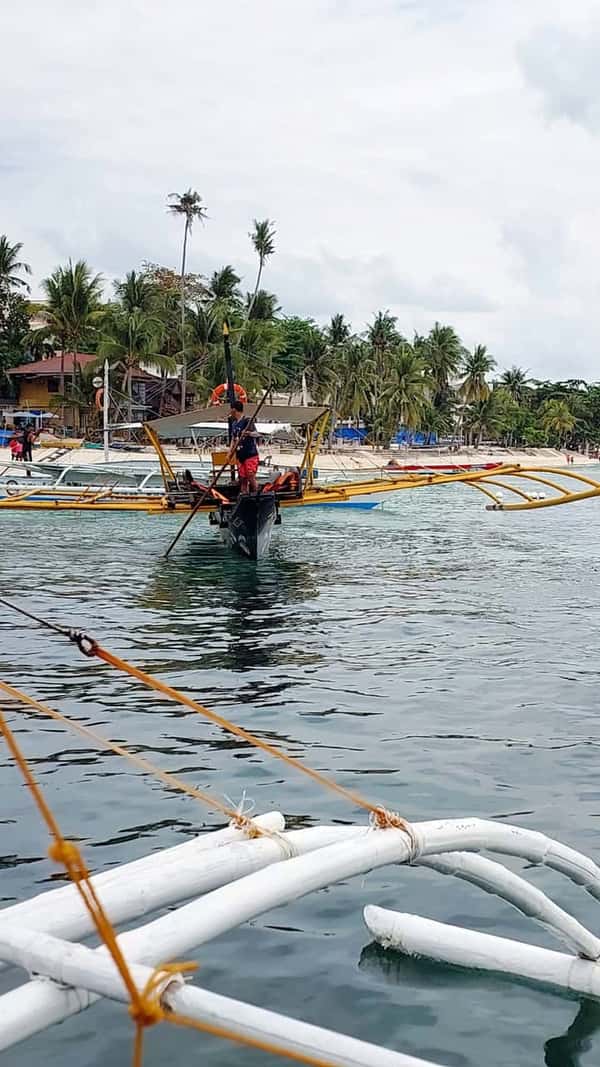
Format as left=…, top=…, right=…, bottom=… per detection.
left=0, top=292, right=30, bottom=385
left=538, top=398, right=576, bottom=444
left=460, top=345, right=497, bottom=404
left=0, top=235, right=32, bottom=296
left=9, top=222, right=600, bottom=452
left=36, top=259, right=104, bottom=357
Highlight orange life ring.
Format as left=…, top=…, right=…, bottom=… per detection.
left=209, top=382, right=248, bottom=406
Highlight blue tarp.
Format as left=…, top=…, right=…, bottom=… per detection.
left=333, top=426, right=367, bottom=441
left=392, top=428, right=438, bottom=446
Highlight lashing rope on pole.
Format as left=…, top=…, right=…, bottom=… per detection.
left=0, top=595, right=411, bottom=833
left=0, top=709, right=347, bottom=1067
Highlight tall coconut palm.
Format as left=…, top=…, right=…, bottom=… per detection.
left=167, top=189, right=207, bottom=411
left=500, top=365, right=530, bottom=403
left=0, top=236, right=32, bottom=294
left=246, top=219, right=276, bottom=322
left=37, top=260, right=104, bottom=427
left=460, top=344, right=497, bottom=404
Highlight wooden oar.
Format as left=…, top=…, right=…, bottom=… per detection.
left=163, top=386, right=271, bottom=559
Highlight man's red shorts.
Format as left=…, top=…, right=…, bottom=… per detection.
left=237, top=455, right=259, bottom=479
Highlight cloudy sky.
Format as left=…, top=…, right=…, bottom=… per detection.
left=1, top=0, right=599, bottom=376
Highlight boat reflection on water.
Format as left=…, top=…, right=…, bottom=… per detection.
left=139, top=537, right=324, bottom=673
left=358, top=941, right=600, bottom=1066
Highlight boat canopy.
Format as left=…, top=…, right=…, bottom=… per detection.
left=146, top=404, right=329, bottom=440
left=188, top=421, right=292, bottom=437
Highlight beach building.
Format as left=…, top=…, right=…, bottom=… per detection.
left=6, top=353, right=187, bottom=431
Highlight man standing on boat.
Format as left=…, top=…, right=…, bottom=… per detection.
left=230, top=400, right=260, bottom=494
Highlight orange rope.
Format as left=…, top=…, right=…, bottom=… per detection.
left=131, top=962, right=339, bottom=1067
left=0, top=707, right=345, bottom=1067
left=0, top=709, right=143, bottom=1007
left=0, top=678, right=264, bottom=837
left=0, top=598, right=409, bottom=829
left=90, top=641, right=401, bottom=824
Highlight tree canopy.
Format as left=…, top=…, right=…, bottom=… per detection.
left=1, top=225, right=597, bottom=450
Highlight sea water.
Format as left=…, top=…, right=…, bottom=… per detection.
left=1, top=478, right=600, bottom=1066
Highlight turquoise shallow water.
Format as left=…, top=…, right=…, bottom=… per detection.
left=2, top=478, right=600, bottom=1066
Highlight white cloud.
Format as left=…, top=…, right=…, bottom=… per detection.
left=1, top=0, right=599, bottom=376
left=517, top=24, right=600, bottom=131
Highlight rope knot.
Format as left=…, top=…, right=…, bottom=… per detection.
left=69, top=630, right=97, bottom=657
left=48, top=838, right=84, bottom=870
left=228, top=792, right=262, bottom=837
left=370, top=806, right=409, bottom=831
left=131, top=961, right=197, bottom=1033
left=129, top=999, right=164, bottom=1029
left=369, top=808, right=422, bottom=860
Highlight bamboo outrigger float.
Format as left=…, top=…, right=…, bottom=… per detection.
left=2, top=402, right=600, bottom=558
left=3, top=623, right=600, bottom=1065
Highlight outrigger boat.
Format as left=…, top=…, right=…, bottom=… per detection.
left=2, top=403, right=600, bottom=559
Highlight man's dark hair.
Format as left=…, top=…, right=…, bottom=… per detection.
left=231, top=400, right=244, bottom=413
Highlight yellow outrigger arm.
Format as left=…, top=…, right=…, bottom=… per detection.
left=1, top=455, right=600, bottom=514
left=454, top=465, right=600, bottom=510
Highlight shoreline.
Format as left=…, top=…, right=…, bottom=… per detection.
left=0, top=445, right=595, bottom=472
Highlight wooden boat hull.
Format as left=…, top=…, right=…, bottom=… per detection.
left=220, top=492, right=278, bottom=560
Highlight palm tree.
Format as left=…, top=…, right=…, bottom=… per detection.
left=421, top=322, right=464, bottom=402
left=0, top=236, right=31, bottom=294
left=186, top=303, right=221, bottom=378
left=460, top=344, right=497, bottom=404
left=245, top=289, right=280, bottom=321
left=297, top=324, right=332, bottom=403
left=246, top=219, right=276, bottom=321
left=167, top=189, right=207, bottom=411
left=115, top=269, right=157, bottom=314
left=338, top=342, right=373, bottom=422
left=539, top=398, right=576, bottom=445
left=208, top=265, right=242, bottom=305
left=323, top=315, right=352, bottom=438
left=327, top=313, right=351, bottom=348
left=500, top=365, right=530, bottom=403
left=37, top=260, right=104, bottom=427
left=366, top=310, right=400, bottom=358
left=98, top=306, right=171, bottom=423
left=393, top=345, right=430, bottom=430
left=464, top=393, right=505, bottom=446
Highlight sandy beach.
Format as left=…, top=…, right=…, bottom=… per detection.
left=0, top=444, right=595, bottom=473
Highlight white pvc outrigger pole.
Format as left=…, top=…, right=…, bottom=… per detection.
left=103, top=359, right=109, bottom=462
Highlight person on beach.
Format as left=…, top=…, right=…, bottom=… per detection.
left=9, top=431, right=23, bottom=461
left=22, top=423, right=36, bottom=463
left=229, top=399, right=259, bottom=494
